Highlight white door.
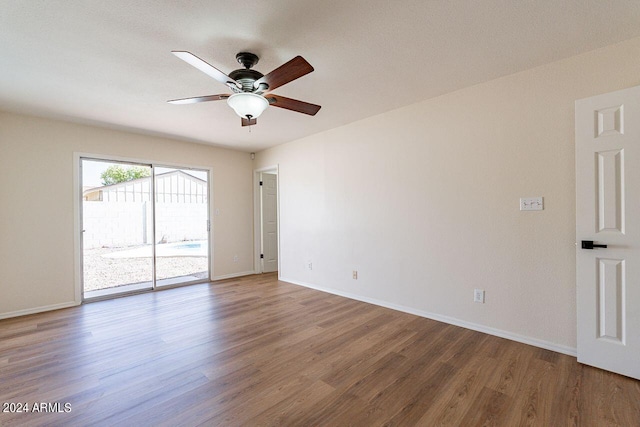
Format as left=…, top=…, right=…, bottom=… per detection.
left=261, top=173, right=278, bottom=273
left=576, top=85, right=640, bottom=380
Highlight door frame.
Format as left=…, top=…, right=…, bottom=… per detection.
left=74, top=152, right=214, bottom=302
left=253, top=165, right=280, bottom=276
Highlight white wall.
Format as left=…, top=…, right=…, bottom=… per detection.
left=255, top=36, right=640, bottom=352
left=0, top=113, right=254, bottom=317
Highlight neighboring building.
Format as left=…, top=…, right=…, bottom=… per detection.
left=83, top=170, right=207, bottom=203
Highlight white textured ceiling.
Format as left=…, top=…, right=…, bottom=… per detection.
left=2, top=0, right=640, bottom=152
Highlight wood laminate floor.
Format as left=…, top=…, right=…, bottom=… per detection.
left=1, top=273, right=639, bottom=426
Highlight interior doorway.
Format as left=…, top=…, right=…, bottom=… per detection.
left=255, top=167, right=279, bottom=274
left=80, top=157, right=211, bottom=300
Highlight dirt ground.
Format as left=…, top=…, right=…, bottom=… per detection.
left=83, top=246, right=208, bottom=291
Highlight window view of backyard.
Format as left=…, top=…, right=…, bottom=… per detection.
left=82, top=159, right=209, bottom=297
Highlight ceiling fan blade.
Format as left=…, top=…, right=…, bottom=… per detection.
left=242, top=117, right=257, bottom=127
left=254, top=56, right=314, bottom=91
left=172, top=51, right=241, bottom=90
left=268, top=94, right=321, bottom=116
left=167, top=94, right=230, bottom=104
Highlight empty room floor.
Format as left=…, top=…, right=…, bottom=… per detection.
left=1, top=273, right=639, bottom=426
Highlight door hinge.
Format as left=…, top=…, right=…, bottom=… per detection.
left=260, top=254, right=264, bottom=259
left=207, top=220, right=211, bottom=232
left=259, top=181, right=263, bottom=186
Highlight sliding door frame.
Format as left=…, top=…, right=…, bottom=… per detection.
left=74, top=152, right=214, bottom=302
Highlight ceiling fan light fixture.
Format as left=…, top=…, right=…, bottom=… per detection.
left=227, top=93, right=269, bottom=119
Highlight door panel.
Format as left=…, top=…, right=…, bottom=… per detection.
left=597, top=258, right=624, bottom=343
left=596, top=149, right=624, bottom=233
left=81, top=159, right=154, bottom=298
left=261, top=173, right=278, bottom=273
left=576, top=85, right=640, bottom=379
left=154, top=167, right=210, bottom=286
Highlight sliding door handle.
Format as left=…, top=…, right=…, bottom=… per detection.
left=581, top=240, right=607, bottom=249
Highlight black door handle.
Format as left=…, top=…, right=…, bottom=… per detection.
left=581, top=240, right=607, bottom=249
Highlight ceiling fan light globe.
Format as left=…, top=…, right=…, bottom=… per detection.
left=227, top=93, right=269, bottom=119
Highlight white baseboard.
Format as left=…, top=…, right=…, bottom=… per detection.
left=0, top=301, right=81, bottom=320
left=212, top=271, right=257, bottom=281
left=281, top=276, right=577, bottom=357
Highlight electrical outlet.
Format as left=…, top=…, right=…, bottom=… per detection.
left=352, top=270, right=358, bottom=280
left=307, top=261, right=313, bottom=270
left=474, top=289, right=485, bottom=303
left=233, top=255, right=238, bottom=263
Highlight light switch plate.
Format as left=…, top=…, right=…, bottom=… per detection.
left=520, top=197, right=543, bottom=211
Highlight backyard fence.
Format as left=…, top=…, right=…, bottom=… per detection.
left=82, top=171, right=208, bottom=249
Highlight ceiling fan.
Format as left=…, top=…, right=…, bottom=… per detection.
left=168, top=51, right=321, bottom=126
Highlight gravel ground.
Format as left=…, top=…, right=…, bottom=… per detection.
left=83, top=246, right=208, bottom=291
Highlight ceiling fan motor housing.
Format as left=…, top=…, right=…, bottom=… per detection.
left=229, top=68, right=265, bottom=92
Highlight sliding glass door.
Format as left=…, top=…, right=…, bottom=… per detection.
left=154, top=166, right=209, bottom=287
left=81, top=158, right=210, bottom=299
left=81, top=159, right=154, bottom=298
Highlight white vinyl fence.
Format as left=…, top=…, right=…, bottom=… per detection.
left=82, top=172, right=208, bottom=249
left=82, top=202, right=207, bottom=249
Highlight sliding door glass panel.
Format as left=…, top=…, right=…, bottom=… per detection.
left=154, top=166, right=209, bottom=287
left=82, top=159, right=154, bottom=298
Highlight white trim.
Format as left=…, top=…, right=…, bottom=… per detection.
left=73, top=151, right=210, bottom=172
left=73, top=153, right=83, bottom=304
left=208, top=168, right=214, bottom=280
left=0, top=301, right=80, bottom=320
left=280, top=277, right=578, bottom=357
left=212, top=271, right=256, bottom=281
